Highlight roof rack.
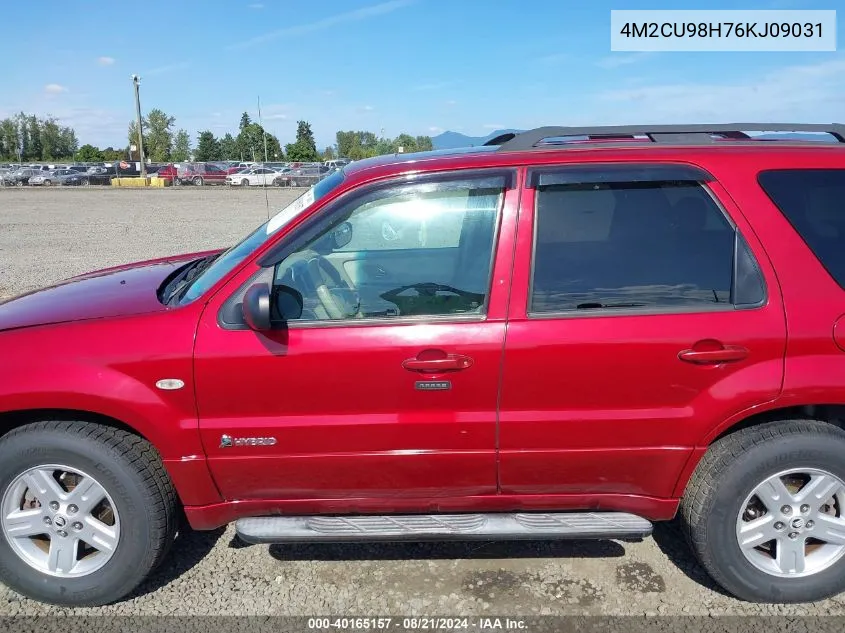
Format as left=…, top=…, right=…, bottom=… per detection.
left=484, top=124, right=845, bottom=152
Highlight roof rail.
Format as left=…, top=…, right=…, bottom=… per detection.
left=486, top=124, right=845, bottom=151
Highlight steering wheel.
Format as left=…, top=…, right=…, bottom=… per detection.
left=380, top=282, right=485, bottom=316
left=302, top=253, right=359, bottom=319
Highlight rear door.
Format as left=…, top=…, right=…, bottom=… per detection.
left=499, top=163, right=786, bottom=499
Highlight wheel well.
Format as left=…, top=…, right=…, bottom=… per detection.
left=0, top=408, right=148, bottom=444
left=712, top=404, right=845, bottom=443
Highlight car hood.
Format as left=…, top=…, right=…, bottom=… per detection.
left=0, top=250, right=222, bottom=332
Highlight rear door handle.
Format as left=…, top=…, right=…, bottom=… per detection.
left=402, top=354, right=473, bottom=372
left=678, top=345, right=749, bottom=364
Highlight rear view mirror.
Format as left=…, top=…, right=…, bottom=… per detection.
left=331, top=222, right=353, bottom=249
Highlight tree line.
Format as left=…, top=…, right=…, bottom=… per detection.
left=0, top=107, right=436, bottom=164
left=0, top=113, right=79, bottom=162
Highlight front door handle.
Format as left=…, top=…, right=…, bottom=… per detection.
left=678, top=345, right=749, bottom=364
left=402, top=353, right=473, bottom=372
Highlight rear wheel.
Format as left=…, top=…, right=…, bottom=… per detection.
left=681, top=419, right=845, bottom=603
left=81, top=178, right=90, bottom=187
left=241, top=178, right=249, bottom=187
left=43, top=180, right=51, bottom=186
left=193, top=176, right=203, bottom=186
left=0, top=421, right=178, bottom=606
left=174, top=177, right=182, bottom=186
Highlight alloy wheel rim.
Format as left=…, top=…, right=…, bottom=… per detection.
left=1, top=464, right=120, bottom=578
left=736, top=467, right=845, bottom=578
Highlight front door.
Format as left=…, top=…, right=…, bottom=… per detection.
left=194, top=170, right=518, bottom=501
left=499, top=164, right=786, bottom=499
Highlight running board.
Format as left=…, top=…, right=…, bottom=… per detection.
left=235, top=512, right=652, bottom=544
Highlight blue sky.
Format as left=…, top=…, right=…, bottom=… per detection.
left=1, top=0, right=844, bottom=150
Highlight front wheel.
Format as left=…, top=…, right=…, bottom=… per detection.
left=81, top=178, right=90, bottom=187
left=43, top=180, right=51, bottom=186
left=681, top=419, right=845, bottom=603
left=241, top=178, right=249, bottom=187
left=193, top=176, right=203, bottom=186
left=0, top=421, right=178, bottom=606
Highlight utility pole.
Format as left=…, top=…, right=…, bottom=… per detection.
left=131, top=75, right=147, bottom=178
left=257, top=96, right=269, bottom=164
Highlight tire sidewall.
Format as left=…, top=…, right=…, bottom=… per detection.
left=0, top=429, right=156, bottom=605
left=704, top=433, right=845, bottom=602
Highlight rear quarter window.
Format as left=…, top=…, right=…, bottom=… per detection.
left=758, top=169, right=845, bottom=288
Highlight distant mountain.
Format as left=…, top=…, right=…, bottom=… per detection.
left=432, top=129, right=522, bottom=150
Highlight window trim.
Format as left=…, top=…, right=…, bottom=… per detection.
left=219, top=168, right=516, bottom=330
left=525, top=172, right=766, bottom=320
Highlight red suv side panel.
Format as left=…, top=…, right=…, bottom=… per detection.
left=498, top=158, right=787, bottom=499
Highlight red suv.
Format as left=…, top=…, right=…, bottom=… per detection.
left=157, top=162, right=228, bottom=185
left=2, top=124, right=845, bottom=606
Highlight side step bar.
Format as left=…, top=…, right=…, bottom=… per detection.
left=235, top=512, right=653, bottom=544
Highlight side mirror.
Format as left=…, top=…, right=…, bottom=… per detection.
left=242, top=283, right=272, bottom=331
left=275, top=285, right=304, bottom=320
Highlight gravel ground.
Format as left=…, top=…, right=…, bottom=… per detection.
left=1, top=188, right=844, bottom=619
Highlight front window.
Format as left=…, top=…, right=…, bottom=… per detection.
left=177, top=169, right=345, bottom=304
left=264, top=174, right=507, bottom=322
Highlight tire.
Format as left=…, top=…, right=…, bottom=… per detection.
left=241, top=178, right=249, bottom=187
left=43, top=180, right=51, bottom=186
left=0, top=421, right=178, bottom=606
left=680, top=419, right=845, bottom=603
left=290, top=179, right=298, bottom=188
left=193, top=176, right=203, bottom=186
left=81, top=178, right=90, bottom=187
left=273, top=178, right=282, bottom=187
left=15, top=180, right=23, bottom=187
left=174, top=177, right=182, bottom=186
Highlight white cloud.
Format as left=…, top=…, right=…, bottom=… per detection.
left=362, top=105, right=375, bottom=111
left=248, top=2, right=264, bottom=8
left=444, top=99, right=457, bottom=106
left=595, top=58, right=845, bottom=122
left=429, top=126, right=443, bottom=133
left=143, top=60, right=191, bottom=76
left=537, top=52, right=568, bottom=65
left=264, top=113, right=288, bottom=120
left=97, top=56, right=115, bottom=66
left=412, top=80, right=456, bottom=91
left=44, top=84, right=68, bottom=94
left=228, top=0, right=415, bottom=50
left=595, top=53, right=653, bottom=69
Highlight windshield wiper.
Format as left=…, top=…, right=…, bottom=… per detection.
left=575, top=302, right=648, bottom=310
left=163, top=255, right=219, bottom=306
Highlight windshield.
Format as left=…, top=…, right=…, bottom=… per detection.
left=177, top=169, right=345, bottom=304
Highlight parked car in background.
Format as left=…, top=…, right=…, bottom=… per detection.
left=157, top=162, right=228, bottom=185
left=28, top=169, right=84, bottom=186
left=3, top=168, right=41, bottom=186
left=325, top=158, right=351, bottom=170
left=274, top=164, right=331, bottom=187
left=225, top=166, right=281, bottom=186
left=82, top=166, right=115, bottom=186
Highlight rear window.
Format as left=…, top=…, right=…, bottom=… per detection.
left=758, top=169, right=845, bottom=288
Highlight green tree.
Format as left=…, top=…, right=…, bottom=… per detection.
left=145, top=108, right=175, bottom=162
left=102, top=147, right=125, bottom=161
left=39, top=118, right=61, bottom=159
left=236, top=122, right=279, bottom=162
left=26, top=116, right=42, bottom=161
left=195, top=130, right=221, bottom=161
left=284, top=120, right=319, bottom=162
left=322, top=146, right=336, bottom=160
left=58, top=126, right=78, bottom=158
left=76, top=144, right=105, bottom=162
left=171, top=129, right=191, bottom=161
left=415, top=135, right=433, bottom=152
left=239, top=112, right=252, bottom=130
left=0, top=118, right=19, bottom=160
left=127, top=120, right=146, bottom=160
left=219, top=133, right=237, bottom=160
